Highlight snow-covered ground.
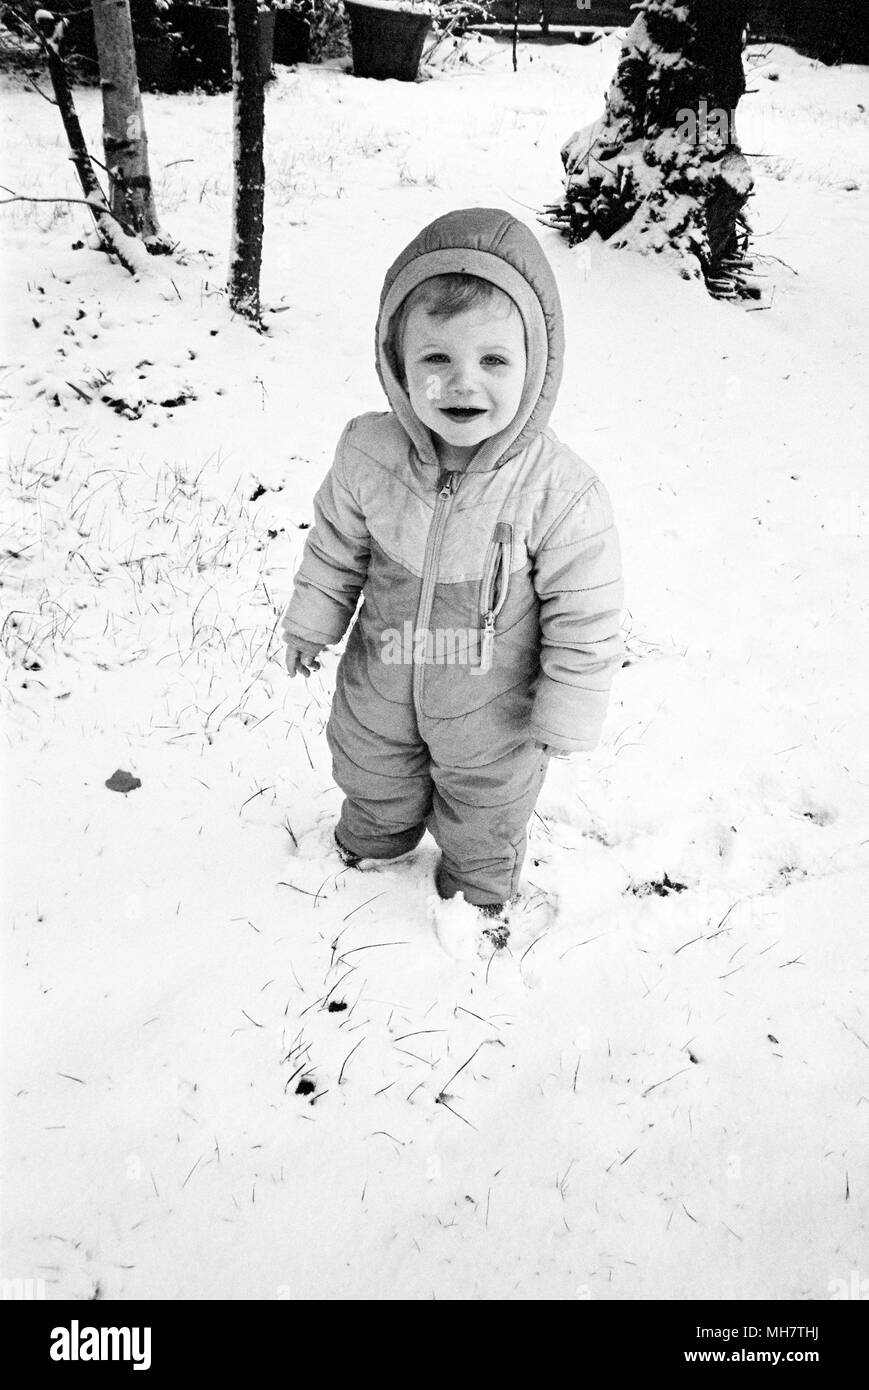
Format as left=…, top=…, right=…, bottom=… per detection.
left=2, top=35, right=868, bottom=1301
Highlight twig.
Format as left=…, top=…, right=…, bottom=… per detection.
left=755, top=252, right=799, bottom=275
left=0, top=191, right=131, bottom=231
left=13, top=71, right=57, bottom=105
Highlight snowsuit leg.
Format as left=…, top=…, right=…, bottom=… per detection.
left=329, top=664, right=550, bottom=902
left=326, top=677, right=432, bottom=860
left=425, top=723, right=550, bottom=907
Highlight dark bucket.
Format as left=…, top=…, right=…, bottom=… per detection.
left=344, top=2, right=432, bottom=82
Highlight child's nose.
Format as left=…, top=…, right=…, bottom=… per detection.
left=449, top=360, right=476, bottom=392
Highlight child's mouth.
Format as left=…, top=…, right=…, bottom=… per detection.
left=440, top=407, right=486, bottom=423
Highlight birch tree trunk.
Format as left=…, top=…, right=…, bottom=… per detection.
left=32, top=9, right=150, bottom=276
left=227, top=0, right=266, bottom=322
left=90, top=0, right=168, bottom=249
left=545, top=0, right=756, bottom=297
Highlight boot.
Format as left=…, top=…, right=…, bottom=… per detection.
left=476, top=900, right=510, bottom=949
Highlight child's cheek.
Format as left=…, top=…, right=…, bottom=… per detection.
left=425, top=373, right=443, bottom=402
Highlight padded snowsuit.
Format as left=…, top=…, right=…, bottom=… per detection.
left=282, top=208, right=623, bottom=906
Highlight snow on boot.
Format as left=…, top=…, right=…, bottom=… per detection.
left=427, top=892, right=486, bottom=961
left=477, top=901, right=511, bottom=951
left=282, top=822, right=360, bottom=899
left=509, top=881, right=558, bottom=929
left=284, top=819, right=420, bottom=899
left=427, top=893, right=515, bottom=959
left=479, top=885, right=558, bottom=954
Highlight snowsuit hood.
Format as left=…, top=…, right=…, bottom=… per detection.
left=376, top=208, right=565, bottom=473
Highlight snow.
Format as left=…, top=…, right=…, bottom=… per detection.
left=346, top=0, right=440, bottom=13
left=2, top=36, right=868, bottom=1300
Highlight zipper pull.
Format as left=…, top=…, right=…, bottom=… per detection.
left=479, top=612, right=495, bottom=673
left=437, top=469, right=459, bottom=498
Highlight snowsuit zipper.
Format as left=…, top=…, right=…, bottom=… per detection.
left=478, top=522, right=513, bottom=673
left=412, top=469, right=461, bottom=710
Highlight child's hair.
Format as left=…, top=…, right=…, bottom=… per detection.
left=387, top=274, right=520, bottom=383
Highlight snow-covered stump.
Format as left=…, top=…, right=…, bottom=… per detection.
left=544, top=0, right=757, bottom=297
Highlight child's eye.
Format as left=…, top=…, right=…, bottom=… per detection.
left=482, top=355, right=508, bottom=367
left=422, top=353, right=448, bottom=364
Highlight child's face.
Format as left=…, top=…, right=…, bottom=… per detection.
left=401, top=299, right=527, bottom=463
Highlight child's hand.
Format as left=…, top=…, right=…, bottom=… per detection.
left=285, top=640, right=324, bottom=678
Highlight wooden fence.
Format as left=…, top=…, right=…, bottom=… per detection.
left=478, top=1, right=869, bottom=64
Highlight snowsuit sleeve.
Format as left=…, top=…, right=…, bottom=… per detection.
left=529, top=479, right=624, bottom=753
left=281, top=421, right=371, bottom=647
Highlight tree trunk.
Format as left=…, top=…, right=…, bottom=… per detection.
left=90, top=0, right=168, bottom=250
left=33, top=10, right=150, bottom=276
left=227, top=0, right=266, bottom=323
left=545, top=0, right=756, bottom=296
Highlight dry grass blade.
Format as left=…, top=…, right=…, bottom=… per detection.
left=338, top=1037, right=364, bottom=1085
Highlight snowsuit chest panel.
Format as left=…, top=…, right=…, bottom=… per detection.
left=344, top=417, right=597, bottom=730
